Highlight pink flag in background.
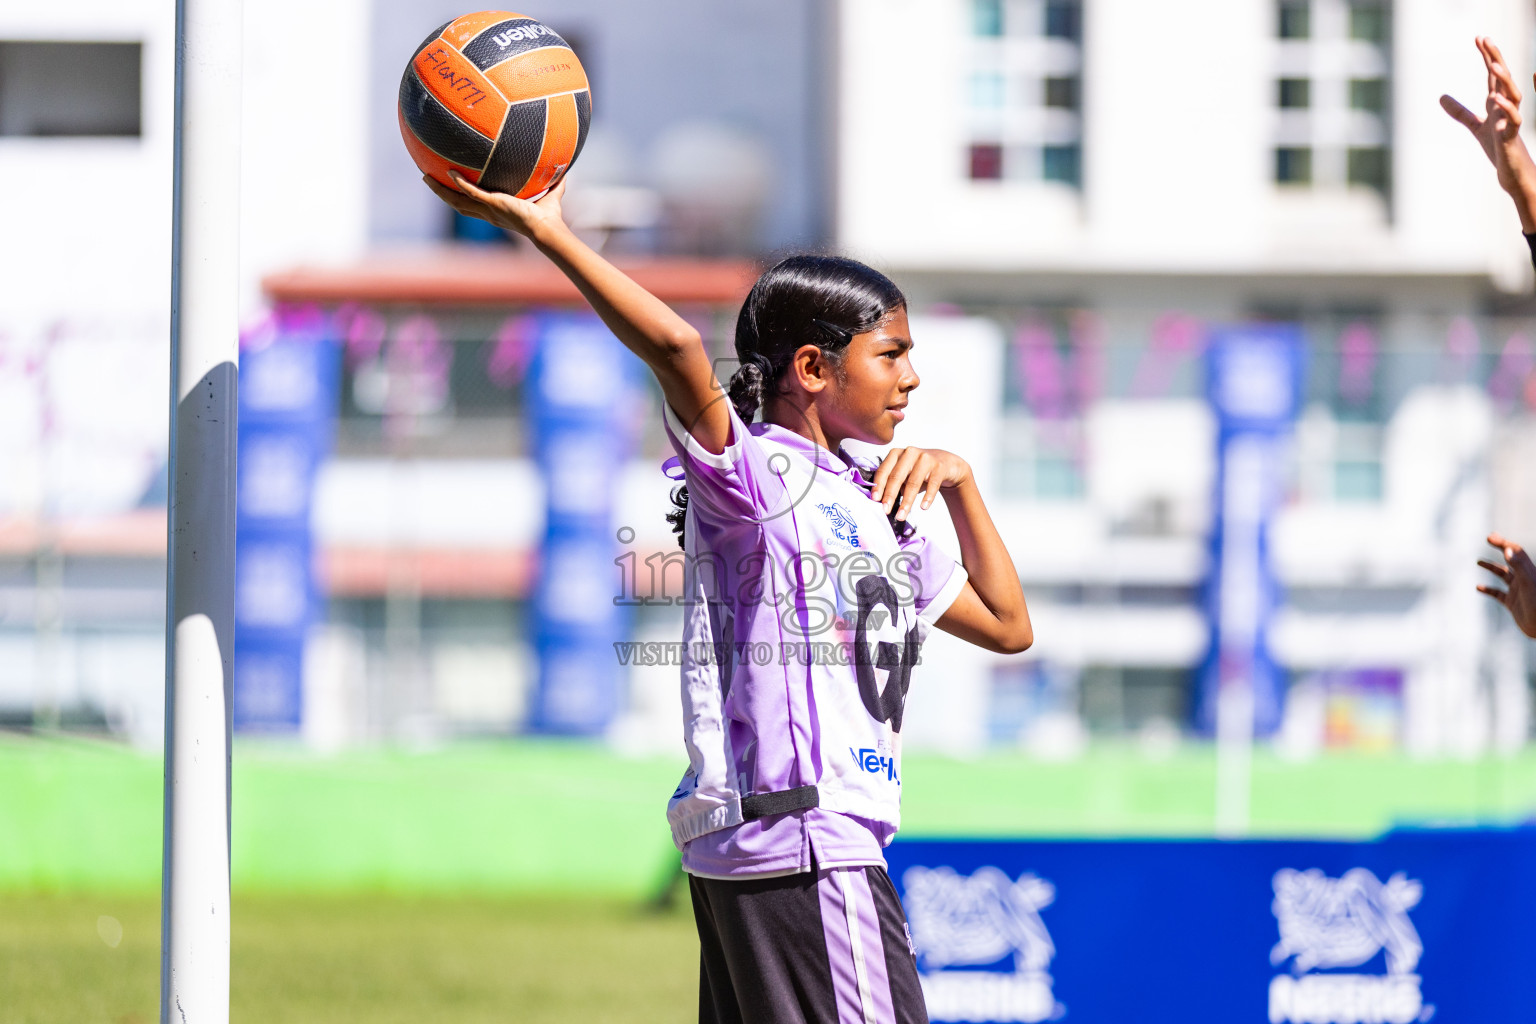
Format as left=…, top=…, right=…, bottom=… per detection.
left=487, top=315, right=536, bottom=389
left=339, top=304, right=387, bottom=370
left=392, top=315, right=451, bottom=391
left=1336, top=321, right=1378, bottom=406
left=1130, top=313, right=1203, bottom=398
left=383, top=315, right=452, bottom=439
left=1445, top=316, right=1480, bottom=380
left=1013, top=321, right=1067, bottom=417
left=1489, top=332, right=1535, bottom=411
left=1070, top=311, right=1105, bottom=408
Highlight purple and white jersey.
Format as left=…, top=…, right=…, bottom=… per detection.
left=661, top=402, right=967, bottom=878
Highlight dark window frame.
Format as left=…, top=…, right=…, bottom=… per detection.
left=0, top=40, right=143, bottom=138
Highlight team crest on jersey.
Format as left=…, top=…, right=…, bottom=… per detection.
left=817, top=502, right=861, bottom=548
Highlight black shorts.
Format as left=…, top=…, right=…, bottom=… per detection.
left=689, top=864, right=929, bottom=1024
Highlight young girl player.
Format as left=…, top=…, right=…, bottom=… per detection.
left=426, top=170, right=1032, bottom=1024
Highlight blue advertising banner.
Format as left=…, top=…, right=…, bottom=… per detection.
left=1197, top=325, right=1305, bottom=737
left=887, top=830, right=1536, bottom=1023
left=233, top=310, right=339, bottom=732
left=526, top=313, right=636, bottom=734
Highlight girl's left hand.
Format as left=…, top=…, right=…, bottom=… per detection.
left=869, top=447, right=972, bottom=521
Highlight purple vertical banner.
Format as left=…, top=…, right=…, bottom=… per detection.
left=1197, top=326, right=1304, bottom=738
left=526, top=313, right=637, bottom=735
left=233, top=308, right=339, bottom=733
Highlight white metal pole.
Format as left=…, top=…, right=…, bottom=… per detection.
left=1212, top=436, right=1266, bottom=838
left=162, top=0, right=242, bottom=1019
left=1214, top=680, right=1254, bottom=837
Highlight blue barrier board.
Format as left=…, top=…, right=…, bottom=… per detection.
left=887, top=830, right=1536, bottom=1023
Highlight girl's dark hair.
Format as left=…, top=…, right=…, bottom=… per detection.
left=666, top=254, right=908, bottom=547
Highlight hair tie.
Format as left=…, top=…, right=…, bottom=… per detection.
left=661, top=456, right=686, bottom=481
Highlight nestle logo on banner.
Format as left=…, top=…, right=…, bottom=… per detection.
left=902, top=866, right=1064, bottom=1023
left=1268, top=868, right=1434, bottom=1024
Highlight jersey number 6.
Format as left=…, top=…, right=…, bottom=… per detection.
left=853, top=575, right=922, bottom=733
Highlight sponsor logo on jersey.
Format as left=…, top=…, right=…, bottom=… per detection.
left=1268, top=867, right=1432, bottom=1024
left=903, top=865, right=1063, bottom=1023
left=850, top=746, right=900, bottom=783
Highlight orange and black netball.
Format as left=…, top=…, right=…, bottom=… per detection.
left=399, top=11, right=591, bottom=199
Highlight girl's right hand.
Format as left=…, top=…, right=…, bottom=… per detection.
left=423, top=171, right=571, bottom=244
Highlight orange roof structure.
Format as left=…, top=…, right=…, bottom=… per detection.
left=263, top=249, right=759, bottom=307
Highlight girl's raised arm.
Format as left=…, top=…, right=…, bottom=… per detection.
left=426, top=172, right=733, bottom=454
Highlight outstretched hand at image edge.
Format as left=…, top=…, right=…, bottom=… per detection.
left=1441, top=36, right=1536, bottom=233
left=1478, top=532, right=1536, bottom=638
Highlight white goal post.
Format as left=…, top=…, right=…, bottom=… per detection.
left=162, top=0, right=242, bottom=1020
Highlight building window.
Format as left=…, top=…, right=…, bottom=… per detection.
left=1276, top=147, right=1312, bottom=184
left=1346, top=146, right=1387, bottom=190
left=1349, top=2, right=1388, bottom=43
left=1349, top=78, right=1386, bottom=114
left=1044, top=76, right=1080, bottom=110
left=1278, top=78, right=1311, bottom=109
left=971, top=71, right=1006, bottom=109
left=0, top=41, right=142, bottom=137
left=1043, top=145, right=1081, bottom=184
left=1044, top=1, right=1082, bottom=40
left=1272, top=0, right=1391, bottom=198
left=973, top=0, right=1005, bottom=37
left=1285, top=310, right=1387, bottom=504
left=970, top=143, right=1005, bottom=180
left=965, top=0, right=1084, bottom=187
left=1278, top=1, right=1311, bottom=39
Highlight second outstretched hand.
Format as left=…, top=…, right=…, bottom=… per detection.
left=1441, top=36, right=1536, bottom=232
left=424, top=171, right=733, bottom=455
left=1479, top=532, right=1536, bottom=638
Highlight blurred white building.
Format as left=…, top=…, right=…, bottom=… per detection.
left=6, top=0, right=1536, bottom=759
left=837, top=0, right=1536, bottom=756
left=0, top=0, right=370, bottom=746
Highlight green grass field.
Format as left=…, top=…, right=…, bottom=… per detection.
left=7, top=732, right=1536, bottom=1020
left=1, top=891, right=698, bottom=1024
left=6, top=733, right=1536, bottom=897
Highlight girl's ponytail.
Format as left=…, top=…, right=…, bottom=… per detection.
left=727, top=354, right=771, bottom=423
